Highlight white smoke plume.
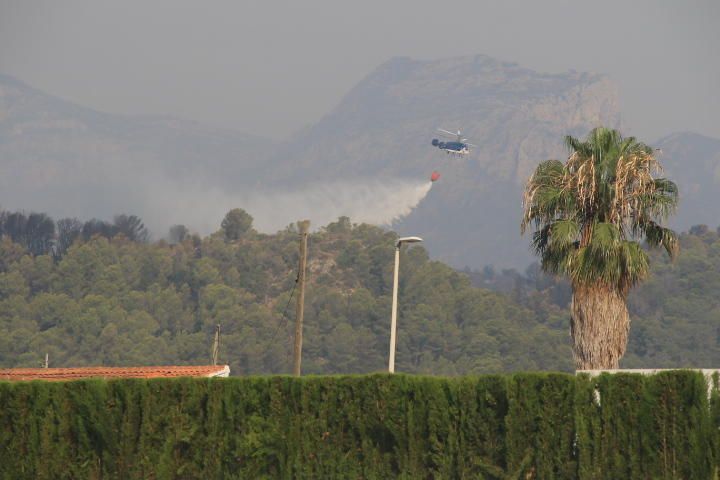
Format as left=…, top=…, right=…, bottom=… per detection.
left=142, top=179, right=433, bottom=236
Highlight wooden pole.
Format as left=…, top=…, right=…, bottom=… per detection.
left=293, top=220, right=310, bottom=376
left=212, top=324, right=220, bottom=365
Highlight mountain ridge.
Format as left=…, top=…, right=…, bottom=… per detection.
left=0, top=72, right=274, bottom=230
left=279, top=55, right=622, bottom=267
left=3, top=55, right=718, bottom=269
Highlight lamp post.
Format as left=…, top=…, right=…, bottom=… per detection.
left=389, top=236, right=423, bottom=373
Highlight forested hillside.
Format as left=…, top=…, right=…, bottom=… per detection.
left=468, top=226, right=720, bottom=368
left=1, top=208, right=718, bottom=374
left=0, top=210, right=570, bottom=374
left=624, top=225, right=720, bottom=367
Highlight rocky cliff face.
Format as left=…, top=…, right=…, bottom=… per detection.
left=277, top=56, right=619, bottom=182
left=273, top=56, right=621, bottom=268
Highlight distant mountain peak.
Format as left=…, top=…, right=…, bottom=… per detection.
left=0, top=72, right=33, bottom=89
left=0, top=72, right=274, bottom=234
left=656, top=131, right=720, bottom=147
left=269, top=54, right=622, bottom=268
left=373, top=54, right=606, bottom=87
left=297, top=53, right=620, bottom=185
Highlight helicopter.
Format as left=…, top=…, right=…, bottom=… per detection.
left=431, top=129, right=476, bottom=156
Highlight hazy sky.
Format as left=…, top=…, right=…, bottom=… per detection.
left=1, top=0, right=718, bottom=141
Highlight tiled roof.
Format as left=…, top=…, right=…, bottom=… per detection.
left=0, top=365, right=230, bottom=382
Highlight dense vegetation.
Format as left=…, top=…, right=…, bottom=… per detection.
left=0, top=207, right=718, bottom=374
left=0, top=210, right=570, bottom=374
left=470, top=224, right=720, bottom=369
left=0, top=371, right=715, bottom=479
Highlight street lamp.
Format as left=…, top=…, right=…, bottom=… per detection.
left=388, top=236, right=423, bottom=373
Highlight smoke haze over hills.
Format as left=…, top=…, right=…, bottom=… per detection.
left=2, top=53, right=720, bottom=268
left=139, top=179, right=434, bottom=236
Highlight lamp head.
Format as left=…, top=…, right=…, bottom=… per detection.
left=396, top=236, right=423, bottom=248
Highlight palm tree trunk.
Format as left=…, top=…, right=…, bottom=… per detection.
left=570, top=284, right=630, bottom=370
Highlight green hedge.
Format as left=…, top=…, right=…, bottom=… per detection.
left=0, top=372, right=716, bottom=479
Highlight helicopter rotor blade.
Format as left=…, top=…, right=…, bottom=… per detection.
left=437, top=128, right=458, bottom=139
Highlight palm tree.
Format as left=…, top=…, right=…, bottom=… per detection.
left=521, top=127, right=678, bottom=369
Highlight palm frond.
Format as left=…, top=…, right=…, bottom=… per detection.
left=618, top=241, right=650, bottom=292
left=589, top=222, right=621, bottom=253
left=540, top=243, right=573, bottom=275
left=642, top=221, right=679, bottom=259
left=550, top=219, right=580, bottom=246
left=523, top=126, right=678, bottom=289
left=531, top=224, right=552, bottom=255
left=531, top=219, right=579, bottom=254
left=564, top=135, right=587, bottom=156
left=521, top=160, right=574, bottom=233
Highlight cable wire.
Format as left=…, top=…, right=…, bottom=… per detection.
left=267, top=273, right=298, bottom=345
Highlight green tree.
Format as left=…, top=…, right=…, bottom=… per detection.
left=56, top=217, right=82, bottom=256
left=221, top=208, right=254, bottom=241
left=113, top=214, right=150, bottom=243
left=167, top=224, right=189, bottom=244
left=522, top=127, right=679, bottom=369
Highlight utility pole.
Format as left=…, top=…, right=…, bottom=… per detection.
left=293, top=220, right=310, bottom=376
left=211, top=324, right=220, bottom=366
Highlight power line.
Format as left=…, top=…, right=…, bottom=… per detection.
left=267, top=273, right=299, bottom=346
left=266, top=229, right=312, bottom=370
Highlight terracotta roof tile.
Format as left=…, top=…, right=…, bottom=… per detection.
left=0, top=365, right=230, bottom=382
